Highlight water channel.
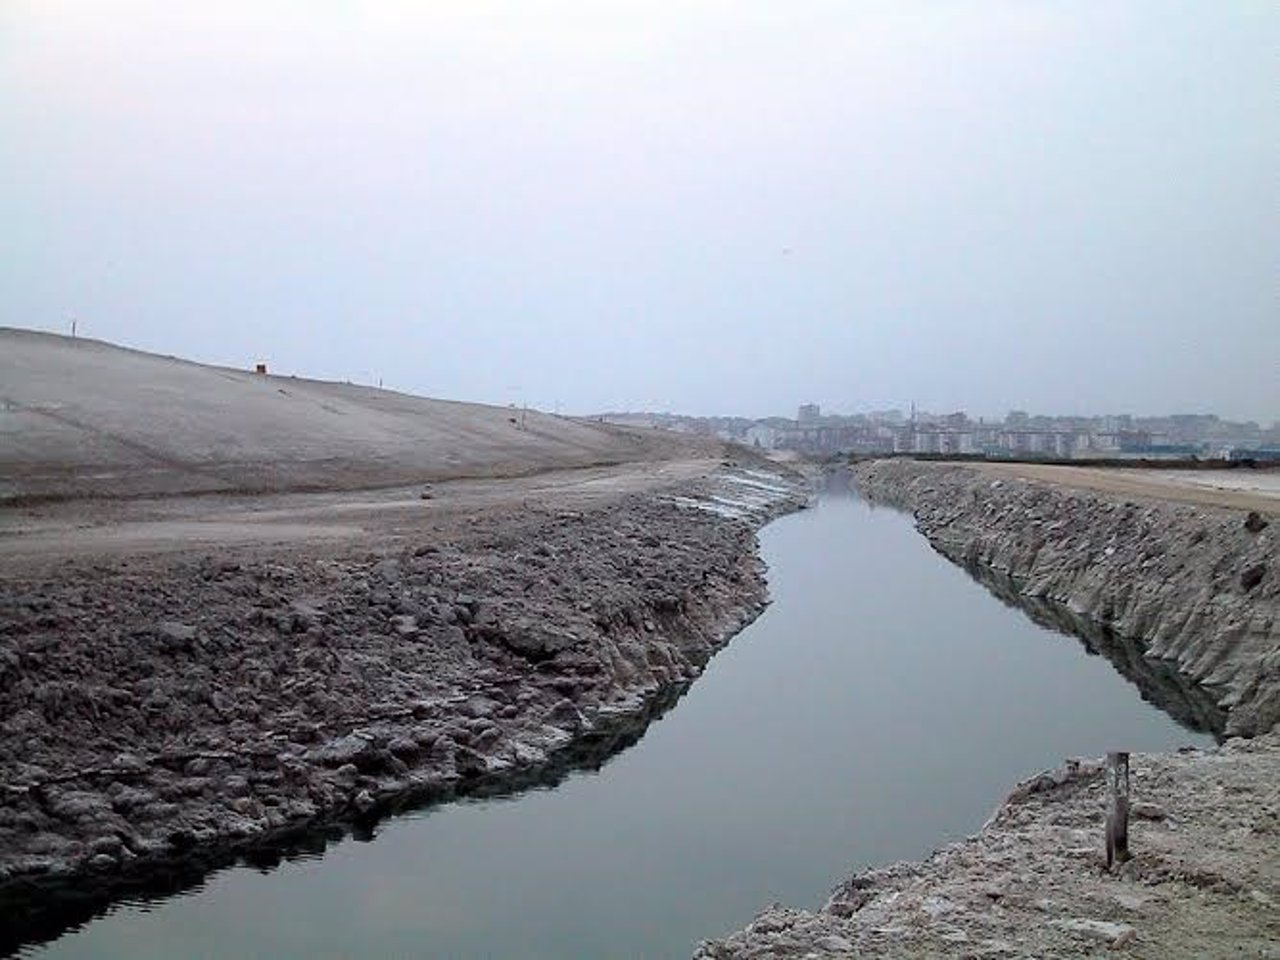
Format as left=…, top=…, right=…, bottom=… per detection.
left=27, top=488, right=1212, bottom=958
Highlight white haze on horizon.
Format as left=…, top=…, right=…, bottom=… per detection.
left=2, top=1, right=1276, bottom=422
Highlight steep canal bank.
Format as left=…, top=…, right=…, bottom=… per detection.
left=701, top=460, right=1279, bottom=959
left=22, top=486, right=1209, bottom=958
left=0, top=465, right=806, bottom=955
left=852, top=459, right=1279, bottom=737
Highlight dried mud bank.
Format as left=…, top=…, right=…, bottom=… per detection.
left=698, top=460, right=1278, bottom=959
left=0, top=466, right=807, bottom=951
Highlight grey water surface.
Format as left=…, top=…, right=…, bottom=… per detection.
left=32, top=490, right=1210, bottom=959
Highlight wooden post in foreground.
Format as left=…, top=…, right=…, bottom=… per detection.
left=1106, top=750, right=1131, bottom=870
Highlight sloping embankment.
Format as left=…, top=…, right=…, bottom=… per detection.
left=696, top=459, right=1278, bottom=958
left=0, top=327, right=711, bottom=502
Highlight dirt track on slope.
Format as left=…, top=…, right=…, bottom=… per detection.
left=0, top=459, right=722, bottom=568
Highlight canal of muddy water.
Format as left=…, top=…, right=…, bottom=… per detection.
left=25, top=486, right=1212, bottom=958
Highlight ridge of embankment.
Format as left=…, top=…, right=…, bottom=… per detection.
left=0, top=327, right=712, bottom=502
left=697, top=459, right=1278, bottom=958
left=0, top=466, right=809, bottom=953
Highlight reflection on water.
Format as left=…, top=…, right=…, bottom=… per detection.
left=963, top=563, right=1227, bottom=739
left=5, top=685, right=690, bottom=957
left=20, top=488, right=1211, bottom=959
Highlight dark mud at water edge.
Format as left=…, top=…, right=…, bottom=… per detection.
left=14, top=486, right=1210, bottom=958
left=0, top=684, right=687, bottom=957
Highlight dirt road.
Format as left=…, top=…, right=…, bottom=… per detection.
left=0, top=458, right=724, bottom=568
left=974, top=462, right=1280, bottom=513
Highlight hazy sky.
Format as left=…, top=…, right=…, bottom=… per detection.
left=3, top=2, right=1276, bottom=420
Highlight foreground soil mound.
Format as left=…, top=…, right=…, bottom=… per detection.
left=0, top=327, right=709, bottom=501
left=699, top=734, right=1280, bottom=959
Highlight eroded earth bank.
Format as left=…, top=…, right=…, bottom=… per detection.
left=0, top=460, right=807, bottom=953
left=699, top=459, right=1278, bottom=959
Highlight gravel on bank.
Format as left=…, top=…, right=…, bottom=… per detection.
left=0, top=465, right=807, bottom=953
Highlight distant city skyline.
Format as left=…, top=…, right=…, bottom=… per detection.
left=602, top=403, right=1279, bottom=459
left=599, top=399, right=1279, bottom=427
left=3, top=3, right=1276, bottom=422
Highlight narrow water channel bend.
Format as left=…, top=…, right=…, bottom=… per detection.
left=28, top=489, right=1210, bottom=958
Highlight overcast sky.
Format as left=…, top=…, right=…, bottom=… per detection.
left=2, top=2, right=1276, bottom=421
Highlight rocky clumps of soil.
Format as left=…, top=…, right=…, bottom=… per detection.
left=697, top=733, right=1280, bottom=959
left=0, top=468, right=805, bottom=944
left=852, top=459, right=1278, bottom=737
